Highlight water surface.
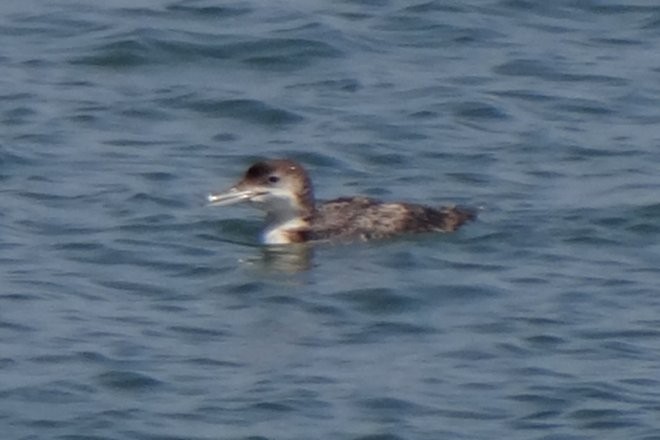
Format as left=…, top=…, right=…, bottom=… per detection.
left=2, top=1, right=660, bottom=439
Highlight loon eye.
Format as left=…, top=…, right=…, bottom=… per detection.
left=268, top=175, right=280, bottom=183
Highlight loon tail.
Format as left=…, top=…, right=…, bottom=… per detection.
left=440, top=205, right=476, bottom=231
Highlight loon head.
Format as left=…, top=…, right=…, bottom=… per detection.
left=207, top=159, right=315, bottom=244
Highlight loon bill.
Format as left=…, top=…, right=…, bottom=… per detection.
left=207, top=159, right=475, bottom=245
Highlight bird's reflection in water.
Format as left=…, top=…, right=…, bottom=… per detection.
left=241, top=244, right=315, bottom=273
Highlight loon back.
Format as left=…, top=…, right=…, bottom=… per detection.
left=309, top=196, right=475, bottom=242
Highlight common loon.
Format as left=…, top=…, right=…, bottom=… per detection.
left=207, top=159, right=475, bottom=245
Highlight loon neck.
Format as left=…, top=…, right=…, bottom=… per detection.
left=260, top=199, right=314, bottom=244
left=263, top=215, right=311, bottom=244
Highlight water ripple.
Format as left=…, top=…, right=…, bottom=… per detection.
left=69, top=30, right=343, bottom=70
left=97, top=371, right=163, bottom=392
left=166, top=97, right=304, bottom=126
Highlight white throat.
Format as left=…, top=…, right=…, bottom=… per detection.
left=262, top=217, right=308, bottom=244
left=253, top=193, right=308, bottom=244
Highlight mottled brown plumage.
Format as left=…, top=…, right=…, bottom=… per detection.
left=310, top=197, right=475, bottom=242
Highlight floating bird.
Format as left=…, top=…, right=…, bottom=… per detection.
left=208, top=159, right=475, bottom=245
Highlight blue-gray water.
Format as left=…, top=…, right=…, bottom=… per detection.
left=2, top=1, right=660, bottom=439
